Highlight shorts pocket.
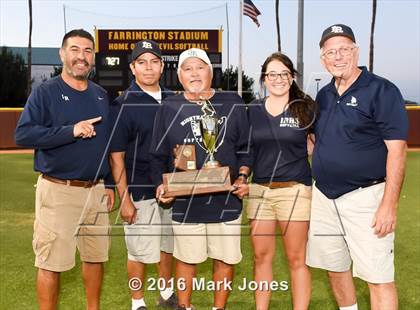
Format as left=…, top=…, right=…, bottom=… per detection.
left=249, top=183, right=267, bottom=199
left=32, top=220, right=57, bottom=262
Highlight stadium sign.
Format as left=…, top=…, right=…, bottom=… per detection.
left=94, top=29, right=223, bottom=98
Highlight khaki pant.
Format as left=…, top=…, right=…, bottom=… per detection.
left=33, top=175, right=110, bottom=272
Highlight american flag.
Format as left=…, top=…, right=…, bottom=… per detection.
left=243, top=0, right=262, bottom=27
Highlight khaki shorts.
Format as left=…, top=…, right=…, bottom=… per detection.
left=33, top=175, right=110, bottom=272
left=246, top=183, right=311, bottom=221
left=172, top=216, right=242, bottom=265
left=124, top=199, right=174, bottom=264
left=306, top=183, right=394, bottom=283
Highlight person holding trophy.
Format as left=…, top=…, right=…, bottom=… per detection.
left=246, top=52, right=316, bottom=310
left=150, top=48, right=251, bottom=310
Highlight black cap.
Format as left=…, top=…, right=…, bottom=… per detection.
left=319, top=24, right=356, bottom=48
left=131, top=40, right=162, bottom=62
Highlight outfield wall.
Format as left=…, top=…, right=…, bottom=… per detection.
left=0, top=109, right=23, bottom=149
left=406, top=106, right=420, bottom=147
left=1, top=107, right=420, bottom=149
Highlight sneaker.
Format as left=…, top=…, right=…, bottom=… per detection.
left=157, top=293, right=178, bottom=308
left=136, top=307, right=147, bottom=310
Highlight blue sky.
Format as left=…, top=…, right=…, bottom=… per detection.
left=1, top=0, right=419, bottom=101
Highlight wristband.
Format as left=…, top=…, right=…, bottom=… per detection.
left=238, top=172, right=248, bottom=179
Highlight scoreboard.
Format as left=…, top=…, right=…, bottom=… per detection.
left=94, top=29, right=223, bottom=99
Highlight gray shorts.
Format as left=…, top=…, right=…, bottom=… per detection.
left=306, top=183, right=394, bottom=283
left=124, top=198, right=174, bottom=264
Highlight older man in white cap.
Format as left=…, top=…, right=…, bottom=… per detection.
left=150, top=48, right=251, bottom=310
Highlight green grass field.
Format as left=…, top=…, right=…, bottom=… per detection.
left=0, top=153, right=419, bottom=309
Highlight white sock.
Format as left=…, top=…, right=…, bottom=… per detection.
left=132, top=298, right=146, bottom=310
left=160, top=286, right=174, bottom=300
left=339, top=304, right=358, bottom=310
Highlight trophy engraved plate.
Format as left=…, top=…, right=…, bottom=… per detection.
left=163, top=98, right=231, bottom=198
left=162, top=166, right=231, bottom=197
left=174, top=144, right=197, bottom=171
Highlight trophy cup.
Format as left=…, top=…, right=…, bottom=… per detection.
left=162, top=99, right=232, bottom=197
left=200, top=113, right=221, bottom=168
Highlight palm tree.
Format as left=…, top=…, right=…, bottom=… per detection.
left=275, top=0, right=281, bottom=51
left=27, top=0, right=33, bottom=96
left=369, top=0, right=377, bottom=72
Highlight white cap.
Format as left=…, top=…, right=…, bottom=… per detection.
left=177, top=48, right=213, bottom=74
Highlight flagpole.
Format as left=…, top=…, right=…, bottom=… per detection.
left=225, top=2, right=230, bottom=90
left=297, top=0, right=304, bottom=88
left=238, top=0, right=243, bottom=97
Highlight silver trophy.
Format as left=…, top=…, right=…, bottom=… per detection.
left=198, top=99, right=226, bottom=169
left=161, top=97, right=231, bottom=197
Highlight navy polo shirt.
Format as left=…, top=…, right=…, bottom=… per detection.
left=109, top=81, right=174, bottom=201
left=15, top=76, right=110, bottom=180
left=248, top=99, right=312, bottom=185
left=312, top=67, right=408, bottom=199
left=150, top=92, right=252, bottom=223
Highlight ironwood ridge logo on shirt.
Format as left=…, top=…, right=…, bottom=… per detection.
left=180, top=114, right=204, bottom=144
left=279, top=116, right=300, bottom=128
left=180, top=114, right=228, bottom=144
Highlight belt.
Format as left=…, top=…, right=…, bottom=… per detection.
left=361, top=178, right=386, bottom=188
left=258, top=181, right=299, bottom=189
left=42, top=174, right=100, bottom=188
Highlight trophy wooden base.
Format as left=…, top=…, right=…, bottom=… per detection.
left=162, top=166, right=231, bottom=197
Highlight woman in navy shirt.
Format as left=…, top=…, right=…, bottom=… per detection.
left=247, top=52, right=316, bottom=310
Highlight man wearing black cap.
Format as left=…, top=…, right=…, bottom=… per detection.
left=306, top=24, right=408, bottom=310
left=108, top=40, right=177, bottom=310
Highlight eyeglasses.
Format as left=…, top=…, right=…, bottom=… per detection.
left=322, top=46, right=357, bottom=59
left=265, top=71, right=292, bottom=81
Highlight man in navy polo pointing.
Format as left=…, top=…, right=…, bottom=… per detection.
left=15, top=29, right=112, bottom=310
left=306, top=24, right=408, bottom=310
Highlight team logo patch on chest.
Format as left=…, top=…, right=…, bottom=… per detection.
left=61, top=94, right=70, bottom=102
left=279, top=117, right=300, bottom=128
left=346, top=96, right=358, bottom=107
left=180, top=115, right=203, bottom=144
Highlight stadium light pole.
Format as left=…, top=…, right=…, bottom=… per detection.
left=63, top=4, right=67, bottom=34
left=296, top=0, right=304, bottom=88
